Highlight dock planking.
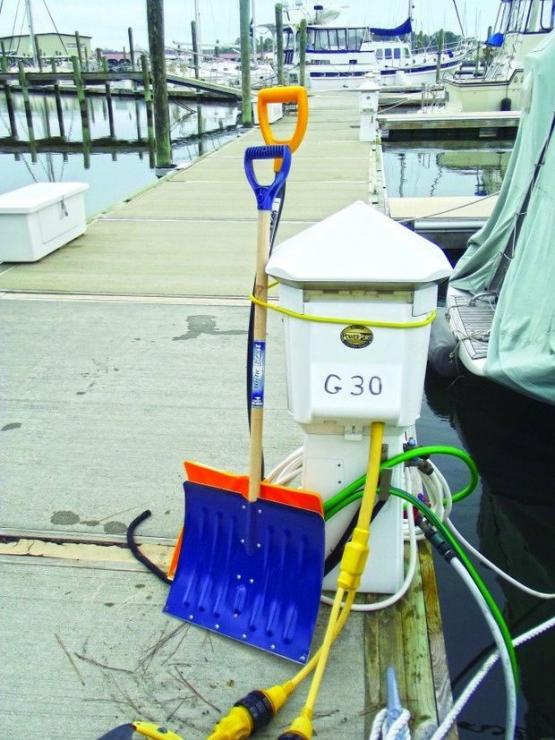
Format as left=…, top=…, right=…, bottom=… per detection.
left=0, top=90, right=455, bottom=737
left=380, top=109, right=520, bottom=140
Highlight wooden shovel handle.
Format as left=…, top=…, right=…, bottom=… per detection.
left=248, top=209, right=271, bottom=503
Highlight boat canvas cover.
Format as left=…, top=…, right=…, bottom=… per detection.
left=450, top=31, right=555, bottom=403
left=369, top=18, right=412, bottom=37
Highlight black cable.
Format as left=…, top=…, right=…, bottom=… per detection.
left=324, top=500, right=386, bottom=576
left=126, top=509, right=172, bottom=584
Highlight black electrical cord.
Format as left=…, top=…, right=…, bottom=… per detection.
left=126, top=510, right=171, bottom=584
left=324, top=500, right=385, bottom=576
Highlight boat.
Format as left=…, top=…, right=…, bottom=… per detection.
left=444, top=0, right=555, bottom=111
left=431, top=30, right=555, bottom=404
left=279, top=1, right=472, bottom=89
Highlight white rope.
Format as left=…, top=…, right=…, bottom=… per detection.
left=369, top=708, right=388, bottom=740
left=385, top=708, right=411, bottom=739
left=433, top=615, right=555, bottom=738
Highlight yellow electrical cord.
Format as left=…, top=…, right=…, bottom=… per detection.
left=249, top=294, right=436, bottom=330
left=283, top=421, right=385, bottom=739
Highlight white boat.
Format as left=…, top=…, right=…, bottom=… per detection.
left=433, top=32, right=555, bottom=404
left=280, top=2, right=471, bottom=89
left=444, top=0, right=555, bottom=112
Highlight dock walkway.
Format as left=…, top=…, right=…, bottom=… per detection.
left=1, top=92, right=452, bottom=738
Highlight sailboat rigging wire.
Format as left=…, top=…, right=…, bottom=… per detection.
left=451, top=0, right=466, bottom=36
left=396, top=190, right=500, bottom=224
left=42, top=0, right=69, bottom=56
left=9, top=0, right=21, bottom=43
left=15, top=3, right=26, bottom=55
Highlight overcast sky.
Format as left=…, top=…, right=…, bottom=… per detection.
left=0, top=0, right=500, bottom=50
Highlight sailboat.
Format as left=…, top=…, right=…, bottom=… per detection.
left=278, top=1, right=471, bottom=89
left=433, top=30, right=555, bottom=404
left=444, top=0, right=555, bottom=112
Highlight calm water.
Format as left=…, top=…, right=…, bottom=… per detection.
left=0, top=92, right=241, bottom=216
left=2, top=93, right=553, bottom=737
left=383, top=144, right=512, bottom=198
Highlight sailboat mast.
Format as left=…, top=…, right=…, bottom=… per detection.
left=25, top=0, right=37, bottom=66
left=251, top=0, right=257, bottom=63
left=194, top=0, right=202, bottom=69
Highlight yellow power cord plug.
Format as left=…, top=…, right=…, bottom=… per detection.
left=208, top=684, right=294, bottom=740
left=131, top=721, right=184, bottom=739
left=279, top=422, right=385, bottom=740
left=207, top=705, right=254, bottom=740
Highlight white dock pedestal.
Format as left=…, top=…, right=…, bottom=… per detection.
left=0, top=182, right=89, bottom=262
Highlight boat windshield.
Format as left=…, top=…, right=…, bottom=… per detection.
left=305, top=26, right=368, bottom=51
left=283, top=26, right=368, bottom=52
left=505, top=0, right=555, bottom=33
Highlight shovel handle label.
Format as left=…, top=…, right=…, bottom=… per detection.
left=251, top=341, right=266, bottom=407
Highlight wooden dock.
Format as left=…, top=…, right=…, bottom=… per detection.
left=0, top=92, right=455, bottom=738
left=380, top=109, right=520, bottom=140
left=0, top=70, right=242, bottom=100
left=389, top=195, right=497, bottom=250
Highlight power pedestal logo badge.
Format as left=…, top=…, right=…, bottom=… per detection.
left=340, top=325, right=373, bottom=349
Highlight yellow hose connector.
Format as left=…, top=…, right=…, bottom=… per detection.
left=337, top=527, right=370, bottom=591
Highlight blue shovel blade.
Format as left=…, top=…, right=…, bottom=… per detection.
left=164, top=481, right=325, bottom=663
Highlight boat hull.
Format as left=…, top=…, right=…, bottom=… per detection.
left=444, top=69, right=524, bottom=112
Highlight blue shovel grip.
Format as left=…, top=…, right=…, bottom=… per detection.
left=244, top=145, right=292, bottom=211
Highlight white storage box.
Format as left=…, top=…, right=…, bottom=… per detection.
left=0, top=182, right=89, bottom=262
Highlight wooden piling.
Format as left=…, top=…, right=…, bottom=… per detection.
left=42, top=97, right=52, bottom=138
left=191, top=20, right=200, bottom=79
left=299, top=19, right=307, bottom=88
left=4, top=83, right=18, bottom=140
left=275, top=4, right=284, bottom=86
left=100, top=56, right=115, bottom=137
left=197, top=98, right=204, bottom=156
left=17, top=61, right=36, bottom=147
left=71, top=55, right=91, bottom=148
left=141, top=53, right=155, bottom=162
left=95, top=48, right=102, bottom=69
left=36, top=41, right=43, bottom=72
left=128, top=27, right=136, bottom=70
left=54, top=79, right=65, bottom=139
left=0, top=41, right=7, bottom=73
left=239, top=0, right=252, bottom=126
left=75, top=31, right=84, bottom=70
left=435, top=29, right=444, bottom=84
left=146, top=0, right=172, bottom=168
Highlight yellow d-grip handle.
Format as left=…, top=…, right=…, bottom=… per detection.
left=257, top=85, right=309, bottom=170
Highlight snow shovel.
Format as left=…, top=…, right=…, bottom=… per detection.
left=164, top=145, right=325, bottom=664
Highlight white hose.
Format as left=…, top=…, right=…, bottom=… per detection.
left=433, top=615, right=555, bottom=739
left=445, top=517, right=555, bottom=600
left=320, top=504, right=418, bottom=612
left=443, top=558, right=517, bottom=740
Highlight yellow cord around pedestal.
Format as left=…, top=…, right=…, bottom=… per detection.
left=249, top=294, right=436, bottom=330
